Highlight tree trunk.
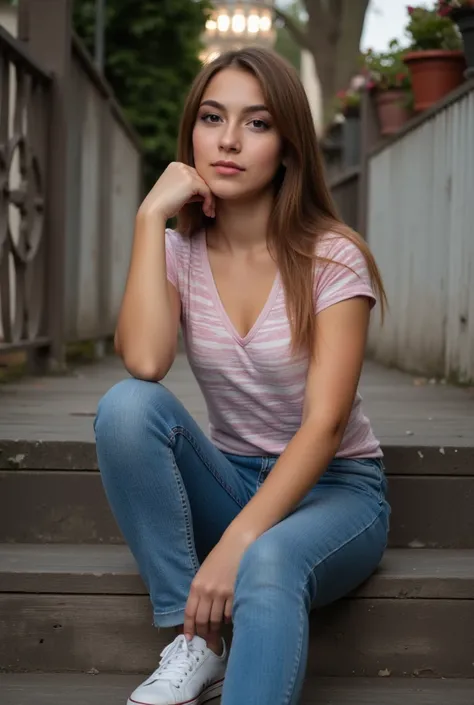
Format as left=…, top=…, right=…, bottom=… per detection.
left=275, top=0, right=370, bottom=123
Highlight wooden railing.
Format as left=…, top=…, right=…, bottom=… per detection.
left=0, top=0, right=143, bottom=369
left=0, top=26, right=52, bottom=354
left=329, top=166, right=360, bottom=233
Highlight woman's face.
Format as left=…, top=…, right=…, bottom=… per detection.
left=192, top=67, right=283, bottom=202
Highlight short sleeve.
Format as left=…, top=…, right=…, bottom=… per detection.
left=314, top=236, right=376, bottom=315
left=165, top=228, right=179, bottom=290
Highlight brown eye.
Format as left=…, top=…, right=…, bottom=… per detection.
left=201, top=113, right=221, bottom=123
left=251, top=119, right=270, bottom=130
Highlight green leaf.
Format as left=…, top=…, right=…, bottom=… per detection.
left=73, top=0, right=211, bottom=188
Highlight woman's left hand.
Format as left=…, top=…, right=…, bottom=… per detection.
left=183, top=530, right=254, bottom=641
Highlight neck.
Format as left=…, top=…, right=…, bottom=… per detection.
left=208, top=191, right=273, bottom=253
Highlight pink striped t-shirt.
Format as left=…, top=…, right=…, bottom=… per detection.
left=165, top=228, right=382, bottom=458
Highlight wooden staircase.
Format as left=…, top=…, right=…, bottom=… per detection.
left=0, top=356, right=473, bottom=703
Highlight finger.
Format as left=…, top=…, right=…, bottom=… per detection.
left=192, top=178, right=215, bottom=218
left=209, top=597, right=226, bottom=634
left=224, top=597, right=233, bottom=624
left=183, top=591, right=200, bottom=641
left=195, top=595, right=213, bottom=639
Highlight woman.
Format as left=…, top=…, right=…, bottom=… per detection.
left=94, top=47, right=391, bottom=705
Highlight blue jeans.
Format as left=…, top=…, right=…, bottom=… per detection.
left=94, top=378, right=390, bottom=705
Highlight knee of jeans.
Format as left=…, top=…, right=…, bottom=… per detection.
left=94, top=378, right=172, bottom=447
left=236, top=535, right=291, bottom=593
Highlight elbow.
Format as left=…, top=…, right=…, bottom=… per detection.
left=303, top=413, right=347, bottom=445
left=114, top=328, right=177, bottom=381
left=120, top=351, right=174, bottom=382
left=113, top=330, right=121, bottom=356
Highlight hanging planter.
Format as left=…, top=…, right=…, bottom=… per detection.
left=437, top=1, right=474, bottom=77
left=403, top=5, right=466, bottom=112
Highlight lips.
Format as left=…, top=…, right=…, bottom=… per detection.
left=212, top=161, right=245, bottom=171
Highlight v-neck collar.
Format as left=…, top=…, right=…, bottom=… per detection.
left=199, top=230, right=281, bottom=348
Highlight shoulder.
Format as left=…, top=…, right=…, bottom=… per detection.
left=315, top=230, right=368, bottom=265
left=313, top=230, right=376, bottom=313
left=165, top=227, right=190, bottom=253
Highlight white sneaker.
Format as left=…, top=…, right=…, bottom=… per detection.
left=127, top=634, right=227, bottom=705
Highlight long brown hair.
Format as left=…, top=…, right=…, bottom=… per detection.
left=176, top=47, right=386, bottom=355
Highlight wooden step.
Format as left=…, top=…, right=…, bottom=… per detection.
left=1, top=544, right=473, bottom=677
left=1, top=445, right=473, bottom=546
left=1, top=674, right=474, bottom=705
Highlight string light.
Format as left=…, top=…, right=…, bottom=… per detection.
left=202, top=2, right=275, bottom=64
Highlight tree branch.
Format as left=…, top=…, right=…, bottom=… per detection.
left=333, top=0, right=370, bottom=91
left=273, top=7, right=311, bottom=53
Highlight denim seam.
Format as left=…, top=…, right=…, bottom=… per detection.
left=280, top=506, right=387, bottom=702
left=154, top=606, right=187, bottom=616
left=282, top=595, right=305, bottom=705
left=148, top=387, right=244, bottom=508
left=328, top=459, right=386, bottom=505
left=168, top=446, right=200, bottom=575
left=169, top=425, right=246, bottom=508
left=305, top=504, right=386, bottom=598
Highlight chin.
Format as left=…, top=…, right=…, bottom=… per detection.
left=207, top=179, right=251, bottom=201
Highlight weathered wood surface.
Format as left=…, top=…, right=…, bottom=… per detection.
left=0, top=354, right=473, bottom=447
left=1, top=674, right=474, bottom=705
left=1, top=592, right=474, bottom=676
left=1, top=471, right=473, bottom=547
left=1, top=544, right=474, bottom=599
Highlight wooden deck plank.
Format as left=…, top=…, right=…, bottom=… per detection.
left=1, top=674, right=474, bottom=705
left=1, top=544, right=473, bottom=599
left=1, top=354, right=473, bottom=448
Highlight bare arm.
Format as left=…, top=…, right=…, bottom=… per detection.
left=114, top=162, right=215, bottom=381
left=115, top=213, right=181, bottom=381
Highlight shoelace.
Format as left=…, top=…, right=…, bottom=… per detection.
left=146, top=635, right=204, bottom=684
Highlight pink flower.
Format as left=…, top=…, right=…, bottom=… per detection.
left=366, top=80, right=376, bottom=91
left=407, top=5, right=415, bottom=14
left=336, top=90, right=346, bottom=99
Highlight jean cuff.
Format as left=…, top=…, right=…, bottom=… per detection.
left=153, top=607, right=186, bottom=628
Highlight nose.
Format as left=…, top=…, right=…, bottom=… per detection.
left=219, top=122, right=241, bottom=154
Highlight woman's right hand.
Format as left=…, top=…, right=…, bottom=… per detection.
left=138, top=162, right=215, bottom=221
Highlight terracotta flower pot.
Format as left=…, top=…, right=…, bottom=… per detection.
left=403, top=50, right=466, bottom=112
left=374, top=89, right=411, bottom=136
left=452, top=8, right=474, bottom=78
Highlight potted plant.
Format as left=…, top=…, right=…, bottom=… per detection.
left=334, top=86, right=362, bottom=119
left=437, top=0, right=474, bottom=76
left=334, top=82, right=363, bottom=167
left=364, top=40, right=413, bottom=135
left=403, top=4, right=466, bottom=111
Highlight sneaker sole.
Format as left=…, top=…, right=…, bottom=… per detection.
left=127, top=677, right=224, bottom=705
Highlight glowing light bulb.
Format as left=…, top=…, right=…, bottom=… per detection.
left=217, top=13, right=230, bottom=32
left=232, top=13, right=246, bottom=33
left=259, top=15, right=272, bottom=32
left=247, top=14, right=260, bottom=33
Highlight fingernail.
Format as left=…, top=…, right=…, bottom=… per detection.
left=184, top=633, right=192, bottom=641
